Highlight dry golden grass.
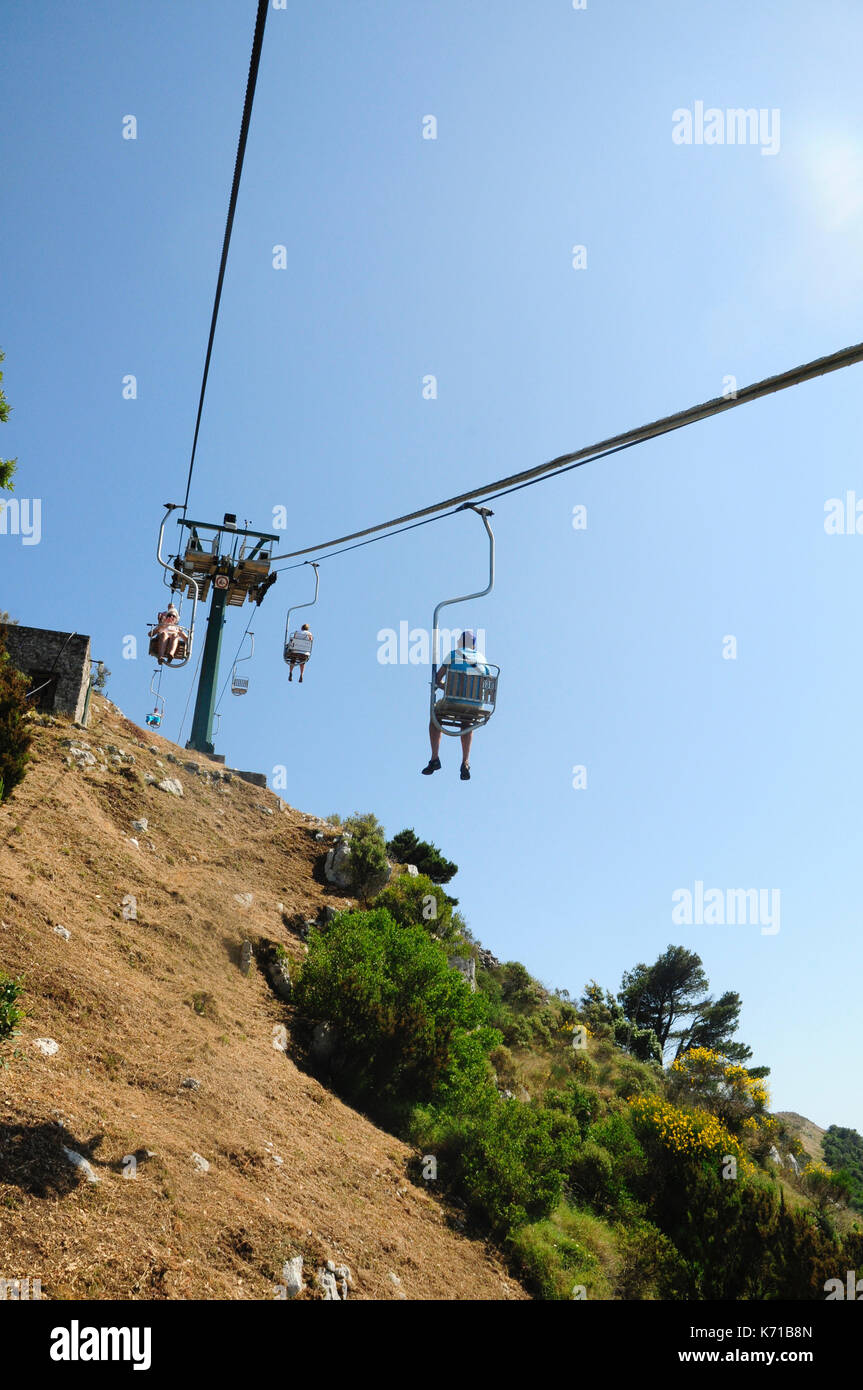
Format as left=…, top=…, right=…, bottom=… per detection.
left=0, top=697, right=526, bottom=1301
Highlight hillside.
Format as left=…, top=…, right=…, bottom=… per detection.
left=0, top=696, right=524, bottom=1300
left=775, top=1113, right=827, bottom=1165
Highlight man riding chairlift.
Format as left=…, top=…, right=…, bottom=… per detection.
left=422, top=629, right=490, bottom=782
left=286, top=623, right=313, bottom=683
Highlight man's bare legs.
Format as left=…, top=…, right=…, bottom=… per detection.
left=460, top=729, right=473, bottom=767
left=424, top=723, right=473, bottom=776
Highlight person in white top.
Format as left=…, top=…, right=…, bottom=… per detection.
left=149, top=605, right=188, bottom=665
left=422, top=629, right=487, bottom=781
left=287, top=623, right=313, bottom=683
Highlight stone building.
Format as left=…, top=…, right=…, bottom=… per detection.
left=2, top=625, right=92, bottom=725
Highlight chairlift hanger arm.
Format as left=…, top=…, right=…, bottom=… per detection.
left=155, top=505, right=199, bottom=667
left=431, top=506, right=494, bottom=669
left=429, top=507, right=497, bottom=736
left=284, top=563, right=320, bottom=650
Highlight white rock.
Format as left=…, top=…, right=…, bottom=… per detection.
left=128, top=838, right=139, bottom=849
left=234, top=892, right=254, bottom=908
left=132, top=818, right=149, bottom=832
left=272, top=1024, right=288, bottom=1052
left=54, top=925, right=71, bottom=941
left=282, top=1255, right=304, bottom=1297
left=157, top=778, right=184, bottom=798
left=121, top=895, right=137, bottom=922
left=447, top=955, right=477, bottom=992
left=63, top=1148, right=100, bottom=1184
left=316, top=1269, right=340, bottom=1300
left=191, top=1152, right=210, bottom=1174
left=34, top=1038, right=59, bottom=1056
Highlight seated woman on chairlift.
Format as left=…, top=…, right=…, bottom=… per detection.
left=149, top=605, right=187, bottom=665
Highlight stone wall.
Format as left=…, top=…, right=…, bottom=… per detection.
left=2, top=625, right=92, bottom=724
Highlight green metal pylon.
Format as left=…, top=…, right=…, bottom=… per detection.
left=186, top=584, right=228, bottom=754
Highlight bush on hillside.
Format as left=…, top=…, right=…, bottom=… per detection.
left=509, top=1204, right=614, bottom=1300
left=293, top=908, right=486, bottom=1109
left=545, top=1079, right=600, bottom=1135
left=0, top=971, right=25, bottom=1055
left=386, top=828, right=458, bottom=884
left=326, top=813, right=389, bottom=900
left=613, top=1219, right=688, bottom=1300
left=822, top=1125, right=863, bottom=1214
left=579, top=982, right=661, bottom=1063
left=667, top=1046, right=770, bottom=1135
left=425, top=1096, right=583, bottom=1235
left=372, top=873, right=468, bottom=949
left=0, top=626, right=31, bottom=803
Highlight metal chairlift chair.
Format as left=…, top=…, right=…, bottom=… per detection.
left=145, top=669, right=166, bottom=727
left=150, top=504, right=201, bottom=668
left=283, top=563, right=320, bottom=665
left=430, top=506, right=500, bottom=735
left=231, top=632, right=254, bottom=695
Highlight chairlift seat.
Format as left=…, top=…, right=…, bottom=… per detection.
left=285, top=633, right=313, bottom=659
left=231, top=677, right=250, bottom=696
left=145, top=712, right=162, bottom=728
left=434, top=664, right=499, bottom=729
left=148, top=631, right=189, bottom=662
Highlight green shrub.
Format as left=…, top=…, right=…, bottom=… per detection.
left=293, top=908, right=486, bottom=1109
left=488, top=1043, right=518, bottom=1091
left=0, top=627, right=31, bottom=803
left=613, top=1058, right=659, bottom=1100
left=0, top=971, right=25, bottom=1052
left=448, top=1101, right=582, bottom=1234
left=585, top=1113, right=646, bottom=1207
left=372, top=873, right=466, bottom=947
left=546, top=1080, right=600, bottom=1136
left=613, top=1219, right=687, bottom=1299
left=568, top=1140, right=616, bottom=1211
left=346, top=826, right=390, bottom=902
left=510, top=1203, right=615, bottom=1300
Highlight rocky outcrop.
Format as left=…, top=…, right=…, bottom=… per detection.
left=447, top=955, right=477, bottom=992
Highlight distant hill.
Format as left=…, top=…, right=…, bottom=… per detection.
left=774, top=1113, right=826, bottom=1164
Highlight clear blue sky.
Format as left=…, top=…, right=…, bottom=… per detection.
left=3, top=1, right=863, bottom=1132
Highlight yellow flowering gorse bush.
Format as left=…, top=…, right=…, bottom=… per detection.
left=629, top=1095, right=752, bottom=1174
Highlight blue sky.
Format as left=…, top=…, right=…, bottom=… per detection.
left=3, top=0, right=863, bottom=1132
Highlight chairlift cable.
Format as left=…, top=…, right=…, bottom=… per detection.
left=269, top=340, right=863, bottom=565
left=181, top=0, right=269, bottom=517
left=214, top=610, right=256, bottom=717
left=177, top=644, right=205, bottom=745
